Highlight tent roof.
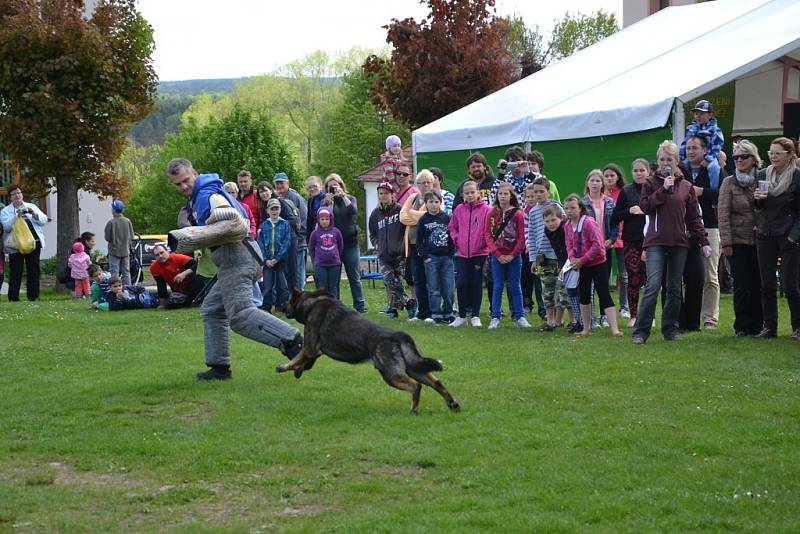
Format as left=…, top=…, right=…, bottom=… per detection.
left=413, top=0, right=800, bottom=153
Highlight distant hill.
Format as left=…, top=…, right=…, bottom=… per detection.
left=157, top=78, right=248, bottom=96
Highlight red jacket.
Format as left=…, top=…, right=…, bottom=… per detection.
left=150, top=253, right=193, bottom=292
left=238, top=189, right=261, bottom=229
left=484, top=207, right=526, bottom=258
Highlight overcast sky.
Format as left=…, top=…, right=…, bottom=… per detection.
left=137, top=0, right=623, bottom=82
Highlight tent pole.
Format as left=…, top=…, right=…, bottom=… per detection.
left=672, top=99, right=685, bottom=147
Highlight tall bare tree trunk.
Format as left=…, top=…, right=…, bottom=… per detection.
left=55, top=173, right=79, bottom=292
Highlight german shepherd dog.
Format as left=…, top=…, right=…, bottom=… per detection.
left=277, top=288, right=460, bottom=414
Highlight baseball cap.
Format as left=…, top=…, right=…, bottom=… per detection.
left=377, top=182, right=394, bottom=192
left=272, top=172, right=289, bottom=183
left=267, top=198, right=281, bottom=210
left=692, top=100, right=713, bottom=113
left=112, top=199, right=125, bottom=212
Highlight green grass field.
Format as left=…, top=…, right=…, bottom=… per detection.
left=1, top=285, right=799, bottom=532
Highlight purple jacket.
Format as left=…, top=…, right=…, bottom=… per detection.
left=448, top=197, right=491, bottom=258
left=308, top=222, right=344, bottom=267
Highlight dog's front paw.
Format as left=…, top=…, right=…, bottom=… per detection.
left=448, top=401, right=461, bottom=412
left=275, top=364, right=291, bottom=373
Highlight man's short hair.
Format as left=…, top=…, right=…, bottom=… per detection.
left=152, top=243, right=168, bottom=254
left=167, top=158, right=194, bottom=177
left=466, top=153, right=488, bottom=169
left=7, top=184, right=21, bottom=195
left=237, top=170, right=252, bottom=179
left=423, top=190, right=442, bottom=203
left=688, top=135, right=709, bottom=149
left=504, top=145, right=526, bottom=161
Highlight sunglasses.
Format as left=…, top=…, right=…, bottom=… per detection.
left=732, top=154, right=752, bottom=161
left=396, top=172, right=410, bottom=177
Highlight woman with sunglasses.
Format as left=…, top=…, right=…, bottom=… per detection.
left=752, top=137, right=800, bottom=340
left=717, top=140, right=763, bottom=336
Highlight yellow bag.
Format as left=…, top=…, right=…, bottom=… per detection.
left=12, top=216, right=36, bottom=254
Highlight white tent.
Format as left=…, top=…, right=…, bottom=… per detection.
left=412, top=0, right=800, bottom=153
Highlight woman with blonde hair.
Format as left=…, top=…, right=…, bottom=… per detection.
left=400, top=169, right=437, bottom=322
left=752, top=137, right=800, bottom=340
left=632, top=141, right=710, bottom=344
left=718, top=140, right=763, bottom=336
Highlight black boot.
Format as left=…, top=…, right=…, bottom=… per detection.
left=196, top=365, right=231, bottom=381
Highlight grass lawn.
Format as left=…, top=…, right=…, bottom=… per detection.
left=1, top=284, right=799, bottom=532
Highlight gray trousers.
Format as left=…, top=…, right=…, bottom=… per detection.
left=108, top=254, right=131, bottom=285
left=202, top=240, right=299, bottom=367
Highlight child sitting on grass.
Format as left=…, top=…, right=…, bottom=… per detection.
left=88, top=264, right=111, bottom=311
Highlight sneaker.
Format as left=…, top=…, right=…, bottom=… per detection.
left=449, top=317, right=467, bottom=328
left=405, top=298, right=417, bottom=311
left=753, top=328, right=777, bottom=339
left=620, top=307, right=631, bottom=319
left=408, top=317, right=420, bottom=322
left=488, top=318, right=501, bottom=329
left=599, top=315, right=609, bottom=328
left=423, top=317, right=435, bottom=324
left=434, top=317, right=452, bottom=325
left=567, top=322, right=583, bottom=334
left=703, top=320, right=717, bottom=330
left=356, top=306, right=368, bottom=314
left=629, top=317, right=637, bottom=329
left=539, top=323, right=555, bottom=332
left=385, top=309, right=398, bottom=319
left=470, top=316, right=482, bottom=328
left=632, top=335, right=646, bottom=345
left=516, top=317, right=532, bottom=328
left=792, top=329, right=800, bottom=341
left=591, top=319, right=599, bottom=330
left=735, top=331, right=748, bottom=337
left=196, top=365, right=231, bottom=381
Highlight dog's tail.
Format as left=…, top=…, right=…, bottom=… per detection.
left=401, top=339, right=443, bottom=375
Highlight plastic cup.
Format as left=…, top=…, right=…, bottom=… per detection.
left=758, top=180, right=769, bottom=193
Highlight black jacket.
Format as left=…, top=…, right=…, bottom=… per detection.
left=544, top=220, right=568, bottom=268
left=687, top=165, right=720, bottom=229
left=754, top=168, right=800, bottom=241
left=369, top=203, right=405, bottom=262
left=612, top=182, right=646, bottom=246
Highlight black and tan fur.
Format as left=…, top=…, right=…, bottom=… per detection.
left=277, top=288, right=460, bottom=414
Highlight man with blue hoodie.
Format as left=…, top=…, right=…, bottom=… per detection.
left=166, top=158, right=303, bottom=381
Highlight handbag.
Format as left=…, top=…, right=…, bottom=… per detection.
left=12, top=216, right=36, bottom=254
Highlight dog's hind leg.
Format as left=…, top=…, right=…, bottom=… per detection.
left=407, top=372, right=460, bottom=412
left=379, top=373, right=422, bottom=414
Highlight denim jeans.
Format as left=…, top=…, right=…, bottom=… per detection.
left=412, top=251, right=430, bottom=320
left=341, top=244, right=366, bottom=310
left=296, top=248, right=307, bottom=290
left=490, top=255, right=523, bottom=320
left=108, top=254, right=131, bottom=285
left=314, top=264, right=341, bottom=299
left=633, top=245, right=687, bottom=339
left=424, top=255, right=455, bottom=319
left=262, top=262, right=288, bottom=311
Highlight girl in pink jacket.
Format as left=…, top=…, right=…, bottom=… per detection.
left=68, top=241, right=93, bottom=298
left=447, top=180, right=491, bottom=328
left=564, top=194, right=623, bottom=338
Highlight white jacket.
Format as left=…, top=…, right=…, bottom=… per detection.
left=1, top=201, right=47, bottom=253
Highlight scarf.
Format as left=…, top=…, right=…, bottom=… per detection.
left=734, top=168, right=755, bottom=188
left=765, top=159, right=796, bottom=197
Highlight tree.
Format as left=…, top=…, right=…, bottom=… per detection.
left=314, top=69, right=411, bottom=191
left=362, top=0, right=511, bottom=129
left=549, top=10, right=619, bottom=61
left=0, top=0, right=157, bottom=282
left=126, top=105, right=297, bottom=234
left=505, top=10, right=619, bottom=77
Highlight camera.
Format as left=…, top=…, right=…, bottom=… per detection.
left=506, top=161, right=521, bottom=170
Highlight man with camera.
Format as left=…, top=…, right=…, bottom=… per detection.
left=489, top=145, right=537, bottom=204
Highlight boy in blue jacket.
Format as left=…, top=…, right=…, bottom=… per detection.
left=258, top=198, right=292, bottom=313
